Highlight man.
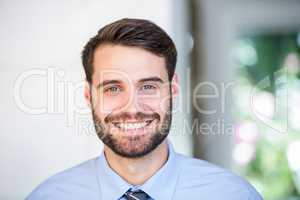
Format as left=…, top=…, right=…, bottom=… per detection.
left=27, top=18, right=263, bottom=200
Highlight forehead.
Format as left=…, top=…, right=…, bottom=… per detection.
left=92, top=44, right=168, bottom=83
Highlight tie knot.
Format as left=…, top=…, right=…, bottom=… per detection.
left=123, top=189, right=151, bottom=200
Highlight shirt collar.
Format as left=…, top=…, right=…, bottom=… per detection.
left=96, top=139, right=181, bottom=200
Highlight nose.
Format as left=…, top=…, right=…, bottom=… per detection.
left=120, top=87, right=141, bottom=113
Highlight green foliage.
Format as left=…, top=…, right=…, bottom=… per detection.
left=234, top=33, right=300, bottom=200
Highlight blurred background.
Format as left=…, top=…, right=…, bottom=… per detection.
left=1, top=0, right=300, bottom=199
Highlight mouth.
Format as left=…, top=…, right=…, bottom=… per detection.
left=112, top=119, right=154, bottom=131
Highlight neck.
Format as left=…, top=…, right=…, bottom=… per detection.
left=103, top=140, right=169, bottom=185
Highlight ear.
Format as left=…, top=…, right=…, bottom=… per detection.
left=84, top=80, right=92, bottom=108
left=171, top=73, right=179, bottom=97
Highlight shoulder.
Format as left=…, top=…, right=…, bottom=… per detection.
left=175, top=154, right=263, bottom=200
left=26, top=157, right=100, bottom=200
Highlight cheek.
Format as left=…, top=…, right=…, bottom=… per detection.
left=94, top=94, right=128, bottom=114
left=138, top=97, right=161, bottom=110
left=138, top=91, right=171, bottom=114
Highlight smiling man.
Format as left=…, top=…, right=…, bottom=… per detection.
left=27, top=18, right=263, bottom=200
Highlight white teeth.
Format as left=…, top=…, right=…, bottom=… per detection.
left=114, top=120, right=153, bottom=130
left=118, top=122, right=147, bottom=130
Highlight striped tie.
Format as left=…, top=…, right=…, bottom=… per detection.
left=122, top=189, right=152, bottom=200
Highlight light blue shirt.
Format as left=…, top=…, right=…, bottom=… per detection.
left=27, top=141, right=263, bottom=200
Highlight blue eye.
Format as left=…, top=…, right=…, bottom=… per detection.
left=143, top=85, right=155, bottom=90
left=109, top=87, right=119, bottom=91
left=104, top=86, right=122, bottom=94
left=139, top=84, right=158, bottom=95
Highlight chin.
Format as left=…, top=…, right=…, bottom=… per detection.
left=107, top=133, right=164, bottom=158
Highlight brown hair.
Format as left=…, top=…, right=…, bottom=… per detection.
left=81, top=18, right=177, bottom=83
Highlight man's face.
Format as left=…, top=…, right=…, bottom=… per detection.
left=85, top=44, right=177, bottom=158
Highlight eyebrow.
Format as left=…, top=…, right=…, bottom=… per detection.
left=97, top=76, right=164, bottom=89
left=138, top=77, right=164, bottom=84
left=97, top=79, right=122, bottom=89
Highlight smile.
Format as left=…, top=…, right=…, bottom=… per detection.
left=112, top=119, right=154, bottom=130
